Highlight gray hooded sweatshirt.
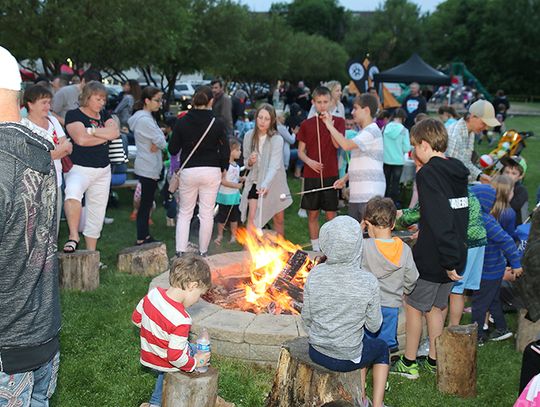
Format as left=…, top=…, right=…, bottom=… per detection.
left=362, top=238, right=419, bottom=308
left=301, top=216, right=382, bottom=361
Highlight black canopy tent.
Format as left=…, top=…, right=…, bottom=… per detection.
left=373, top=53, right=451, bottom=86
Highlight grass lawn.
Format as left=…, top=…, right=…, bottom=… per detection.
left=50, top=114, right=540, bottom=407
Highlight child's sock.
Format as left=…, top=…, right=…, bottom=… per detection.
left=427, top=356, right=437, bottom=367
left=311, top=239, right=320, bottom=252
left=403, top=356, right=416, bottom=366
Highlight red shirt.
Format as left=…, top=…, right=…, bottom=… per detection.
left=297, top=115, right=345, bottom=178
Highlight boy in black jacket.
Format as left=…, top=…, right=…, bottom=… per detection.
left=391, top=119, right=469, bottom=379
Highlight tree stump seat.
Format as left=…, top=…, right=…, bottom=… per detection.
left=266, top=337, right=364, bottom=407
left=117, top=242, right=168, bottom=276
left=436, top=323, right=477, bottom=398
left=516, top=309, right=540, bottom=352
left=57, top=250, right=100, bottom=291
left=162, top=367, right=219, bottom=407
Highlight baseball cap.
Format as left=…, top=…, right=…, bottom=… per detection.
left=469, top=100, right=500, bottom=127
left=502, top=155, right=527, bottom=175
left=0, top=46, right=22, bottom=91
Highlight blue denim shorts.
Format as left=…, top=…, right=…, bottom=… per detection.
left=309, top=335, right=389, bottom=372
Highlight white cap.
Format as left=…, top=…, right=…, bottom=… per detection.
left=0, top=46, right=22, bottom=91
left=469, top=100, right=500, bottom=127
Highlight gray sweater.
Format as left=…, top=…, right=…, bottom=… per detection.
left=362, top=238, right=419, bottom=308
left=128, top=110, right=167, bottom=180
left=302, top=216, right=382, bottom=361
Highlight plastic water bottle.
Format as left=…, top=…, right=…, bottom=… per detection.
left=196, top=328, right=210, bottom=373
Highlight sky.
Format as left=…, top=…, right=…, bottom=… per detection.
left=238, top=0, right=444, bottom=13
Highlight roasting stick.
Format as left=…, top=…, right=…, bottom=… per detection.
left=316, top=115, right=324, bottom=189
left=256, top=192, right=264, bottom=236
left=279, top=185, right=336, bottom=201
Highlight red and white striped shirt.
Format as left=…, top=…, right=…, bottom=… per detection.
left=132, top=287, right=196, bottom=372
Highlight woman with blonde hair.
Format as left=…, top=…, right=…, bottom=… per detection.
left=308, top=80, right=345, bottom=118
left=63, top=81, right=120, bottom=252
left=240, top=103, right=292, bottom=236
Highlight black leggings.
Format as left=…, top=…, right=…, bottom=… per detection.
left=383, top=164, right=403, bottom=204
left=137, top=176, right=158, bottom=240
left=520, top=340, right=540, bottom=394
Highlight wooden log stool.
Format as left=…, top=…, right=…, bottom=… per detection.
left=162, top=367, right=218, bottom=407
left=516, top=309, right=540, bottom=352
left=436, top=323, right=477, bottom=398
left=117, top=242, right=168, bottom=277
left=57, top=250, right=100, bottom=291
left=266, top=337, right=364, bottom=407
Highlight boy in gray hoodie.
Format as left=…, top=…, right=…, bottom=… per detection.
left=302, top=215, right=389, bottom=407
left=362, top=197, right=419, bottom=352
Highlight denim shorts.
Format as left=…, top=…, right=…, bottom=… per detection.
left=308, top=335, right=389, bottom=372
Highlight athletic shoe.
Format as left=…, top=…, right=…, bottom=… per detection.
left=489, top=329, right=513, bottom=342
left=390, top=355, right=419, bottom=379
left=103, top=217, right=114, bottom=224
left=297, top=208, right=307, bottom=218
left=478, top=336, right=487, bottom=347
left=418, top=357, right=437, bottom=374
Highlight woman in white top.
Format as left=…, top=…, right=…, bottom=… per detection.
left=240, top=104, right=292, bottom=236
left=308, top=80, right=345, bottom=119
left=21, top=84, right=73, bottom=236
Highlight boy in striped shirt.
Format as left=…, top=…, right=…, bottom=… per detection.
left=132, top=254, right=212, bottom=407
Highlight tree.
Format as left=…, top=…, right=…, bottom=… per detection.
left=271, top=0, right=348, bottom=43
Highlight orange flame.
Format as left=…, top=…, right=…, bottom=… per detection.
left=235, top=228, right=314, bottom=314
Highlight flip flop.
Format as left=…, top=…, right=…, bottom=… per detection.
left=63, top=239, right=79, bottom=253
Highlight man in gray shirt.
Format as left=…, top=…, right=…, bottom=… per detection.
left=211, top=79, right=233, bottom=136
left=51, top=69, right=102, bottom=125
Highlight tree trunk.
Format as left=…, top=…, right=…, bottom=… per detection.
left=117, top=242, right=169, bottom=277
left=162, top=367, right=218, bottom=407
left=516, top=309, right=540, bottom=352
left=57, top=250, right=100, bottom=291
left=436, top=323, right=477, bottom=398
left=266, top=337, right=364, bottom=407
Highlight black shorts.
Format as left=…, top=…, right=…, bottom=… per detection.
left=300, top=177, right=339, bottom=212
left=247, top=184, right=258, bottom=200
left=216, top=204, right=240, bottom=224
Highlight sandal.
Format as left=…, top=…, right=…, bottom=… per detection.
left=63, top=239, right=79, bottom=253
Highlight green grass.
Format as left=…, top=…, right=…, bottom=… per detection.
left=51, top=114, right=540, bottom=407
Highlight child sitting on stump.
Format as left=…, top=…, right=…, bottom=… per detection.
left=132, top=254, right=212, bottom=407
left=362, top=196, right=419, bottom=353
left=301, top=215, right=389, bottom=407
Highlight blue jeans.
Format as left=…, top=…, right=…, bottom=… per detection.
left=366, top=306, right=399, bottom=349
left=309, top=335, right=389, bottom=372
left=0, top=351, right=60, bottom=407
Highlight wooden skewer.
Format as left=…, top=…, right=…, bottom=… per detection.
left=296, top=185, right=335, bottom=195
left=316, top=114, right=324, bottom=189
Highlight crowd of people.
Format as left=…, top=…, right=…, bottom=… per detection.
left=1, top=42, right=539, bottom=407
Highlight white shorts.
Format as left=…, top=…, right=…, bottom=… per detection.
left=64, top=164, right=111, bottom=239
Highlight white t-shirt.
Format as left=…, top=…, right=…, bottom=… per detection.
left=21, top=115, right=65, bottom=186
left=348, top=122, right=386, bottom=203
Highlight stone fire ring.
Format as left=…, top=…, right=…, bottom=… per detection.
left=149, top=251, right=408, bottom=364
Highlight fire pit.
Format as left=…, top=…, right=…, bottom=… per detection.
left=148, top=231, right=409, bottom=364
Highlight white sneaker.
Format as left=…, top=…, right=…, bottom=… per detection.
left=297, top=208, right=307, bottom=218
left=103, top=217, right=114, bottom=224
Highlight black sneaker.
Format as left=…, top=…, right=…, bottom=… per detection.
left=478, top=336, right=487, bottom=347
left=489, top=329, right=513, bottom=342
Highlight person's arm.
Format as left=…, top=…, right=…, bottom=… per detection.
left=278, top=125, right=295, bottom=145
left=446, top=125, right=482, bottom=182
left=66, top=121, right=111, bottom=147
left=364, top=285, right=383, bottom=334
left=243, top=131, right=255, bottom=169
left=113, top=95, right=130, bottom=115
left=260, top=136, right=284, bottom=191
left=131, top=298, right=144, bottom=328
left=139, top=117, right=168, bottom=150
left=221, top=170, right=242, bottom=189
left=167, top=324, right=198, bottom=372
left=301, top=277, right=312, bottom=331
left=51, top=90, right=66, bottom=125
left=51, top=111, right=65, bottom=127
left=93, top=117, right=120, bottom=141
left=403, top=249, right=420, bottom=295
left=222, top=97, right=234, bottom=133
left=489, top=217, right=522, bottom=270
left=51, top=137, right=72, bottom=160
left=402, top=127, right=411, bottom=153
left=297, top=140, right=323, bottom=174
left=320, top=112, right=357, bottom=151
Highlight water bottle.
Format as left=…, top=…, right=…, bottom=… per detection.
left=196, top=328, right=210, bottom=373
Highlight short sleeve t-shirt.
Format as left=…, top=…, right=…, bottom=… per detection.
left=297, top=115, right=345, bottom=179
left=65, top=108, right=111, bottom=168
left=52, top=84, right=80, bottom=119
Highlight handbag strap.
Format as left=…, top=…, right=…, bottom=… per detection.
left=179, top=117, right=215, bottom=171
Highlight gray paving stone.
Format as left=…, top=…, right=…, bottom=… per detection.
left=187, top=300, right=222, bottom=325
left=249, top=343, right=282, bottom=362
left=212, top=339, right=250, bottom=359
left=149, top=270, right=170, bottom=292
left=244, top=314, right=299, bottom=345
left=197, top=309, right=256, bottom=343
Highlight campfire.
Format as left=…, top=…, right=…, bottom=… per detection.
left=203, top=229, right=318, bottom=315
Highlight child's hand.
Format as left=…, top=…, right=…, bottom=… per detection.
left=150, top=143, right=159, bottom=153
left=319, top=112, right=334, bottom=129
left=306, top=158, right=323, bottom=174
left=513, top=267, right=523, bottom=278
left=446, top=269, right=463, bottom=281
left=194, top=351, right=211, bottom=367
left=333, top=178, right=346, bottom=189
left=396, top=209, right=403, bottom=218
